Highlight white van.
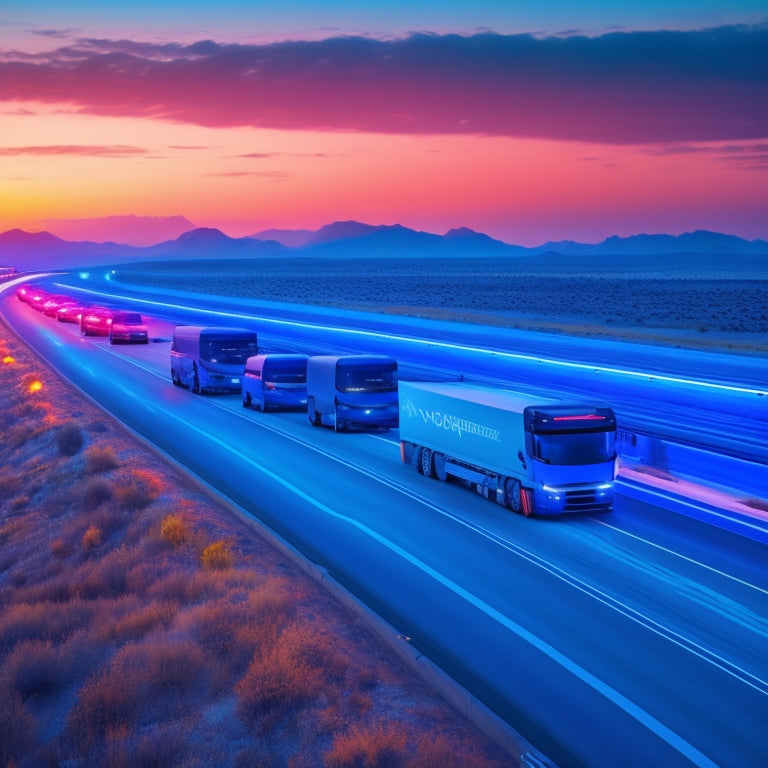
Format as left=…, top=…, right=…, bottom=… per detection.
left=242, top=354, right=309, bottom=411
left=171, top=326, right=257, bottom=394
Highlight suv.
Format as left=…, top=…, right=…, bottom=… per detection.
left=109, top=312, right=149, bottom=344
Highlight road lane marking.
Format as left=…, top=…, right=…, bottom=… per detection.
left=55, top=281, right=768, bottom=396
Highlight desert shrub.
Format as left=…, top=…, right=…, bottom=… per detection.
left=0, top=600, right=96, bottom=648
left=83, top=476, right=113, bottom=508
left=66, top=670, right=143, bottom=751
left=1, top=638, right=61, bottom=698
left=79, top=546, right=136, bottom=598
left=0, top=687, right=37, bottom=764
left=744, top=497, right=768, bottom=512
left=10, top=494, right=30, bottom=511
left=82, top=525, right=102, bottom=551
left=235, top=621, right=332, bottom=725
left=324, top=721, right=408, bottom=768
left=50, top=537, right=71, bottom=557
left=201, top=540, right=234, bottom=570
left=160, top=513, right=189, bottom=547
left=114, top=469, right=162, bottom=510
left=0, top=474, right=23, bottom=498
left=56, top=421, right=85, bottom=456
left=6, top=422, right=34, bottom=448
left=84, top=444, right=120, bottom=473
left=101, top=601, right=177, bottom=642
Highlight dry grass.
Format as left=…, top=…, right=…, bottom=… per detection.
left=0, top=320, right=515, bottom=767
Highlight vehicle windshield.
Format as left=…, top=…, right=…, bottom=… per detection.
left=265, top=362, right=307, bottom=384
left=336, top=363, right=397, bottom=393
left=531, top=431, right=615, bottom=465
left=203, top=337, right=258, bottom=365
left=113, top=313, right=142, bottom=324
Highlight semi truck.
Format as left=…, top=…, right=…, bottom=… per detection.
left=307, top=354, right=399, bottom=431
left=171, top=326, right=258, bottom=394
left=399, top=381, right=617, bottom=516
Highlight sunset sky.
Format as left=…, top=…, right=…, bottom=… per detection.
left=1, top=2, right=767, bottom=246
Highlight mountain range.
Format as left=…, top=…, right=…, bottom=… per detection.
left=1, top=220, right=767, bottom=272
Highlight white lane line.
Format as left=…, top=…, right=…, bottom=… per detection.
left=60, top=282, right=767, bottom=396
left=588, top=515, right=768, bottom=597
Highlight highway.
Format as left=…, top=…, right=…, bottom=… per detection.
left=2, top=276, right=767, bottom=768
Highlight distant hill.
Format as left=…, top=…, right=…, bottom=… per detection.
left=43, top=215, right=197, bottom=247
left=1, top=222, right=766, bottom=271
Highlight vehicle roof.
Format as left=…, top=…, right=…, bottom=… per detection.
left=173, top=325, right=256, bottom=338
left=246, top=353, right=309, bottom=364
left=309, top=354, right=397, bottom=367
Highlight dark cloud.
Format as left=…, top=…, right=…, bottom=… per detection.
left=1, top=26, right=766, bottom=143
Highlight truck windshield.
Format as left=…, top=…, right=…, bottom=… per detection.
left=336, top=364, right=397, bottom=393
left=203, top=338, right=258, bottom=365
left=531, top=431, right=615, bottom=465
left=265, top=362, right=307, bottom=384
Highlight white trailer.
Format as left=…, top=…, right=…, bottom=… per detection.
left=399, top=381, right=616, bottom=516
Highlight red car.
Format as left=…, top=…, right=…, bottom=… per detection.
left=57, top=303, right=87, bottom=324
left=80, top=307, right=113, bottom=336
left=109, top=312, right=149, bottom=344
left=41, top=295, right=77, bottom=317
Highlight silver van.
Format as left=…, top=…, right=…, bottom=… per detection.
left=171, top=326, right=257, bottom=394
left=242, top=353, right=309, bottom=411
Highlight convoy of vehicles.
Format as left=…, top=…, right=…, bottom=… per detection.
left=15, top=281, right=619, bottom=517
left=399, top=381, right=617, bottom=516
left=171, top=325, right=258, bottom=394
left=306, top=354, right=399, bottom=431
left=242, top=353, right=309, bottom=411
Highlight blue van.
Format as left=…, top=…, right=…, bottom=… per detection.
left=242, top=353, right=309, bottom=411
left=171, top=326, right=257, bottom=394
left=306, top=354, right=399, bottom=431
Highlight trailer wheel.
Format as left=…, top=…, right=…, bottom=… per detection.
left=504, top=478, right=522, bottom=513
left=433, top=452, right=447, bottom=482
left=418, top=447, right=433, bottom=477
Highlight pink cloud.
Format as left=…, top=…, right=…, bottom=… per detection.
left=1, top=27, right=765, bottom=144
left=0, top=144, right=147, bottom=157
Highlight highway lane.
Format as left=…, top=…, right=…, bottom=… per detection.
left=42, top=274, right=768, bottom=465
left=2, top=288, right=767, bottom=768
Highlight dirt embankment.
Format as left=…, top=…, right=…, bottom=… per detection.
left=0, top=321, right=517, bottom=768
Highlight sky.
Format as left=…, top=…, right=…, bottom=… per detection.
left=1, top=2, right=767, bottom=246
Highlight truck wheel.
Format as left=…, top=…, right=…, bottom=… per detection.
left=191, top=364, right=201, bottom=394
left=243, top=392, right=252, bottom=409
left=171, top=369, right=182, bottom=386
left=433, top=452, right=447, bottom=482
left=418, top=447, right=433, bottom=477
left=505, top=478, right=523, bottom=513
left=308, top=400, right=321, bottom=426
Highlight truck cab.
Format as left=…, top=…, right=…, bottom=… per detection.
left=306, top=354, right=398, bottom=431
